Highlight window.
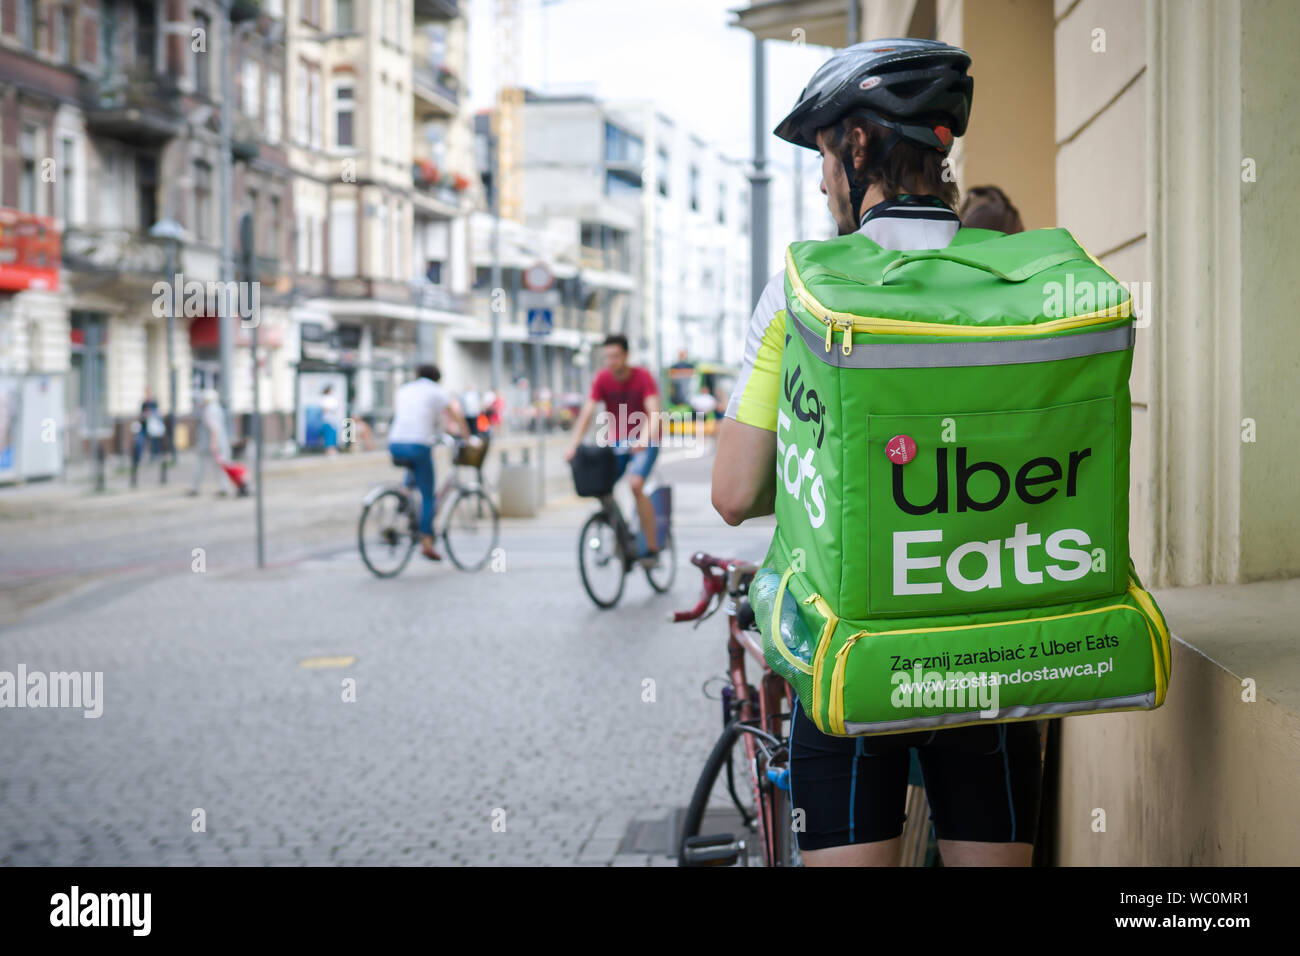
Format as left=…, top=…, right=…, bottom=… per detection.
left=335, top=0, right=353, bottom=32
left=604, top=122, right=643, bottom=165
left=133, top=0, right=155, bottom=71
left=717, top=181, right=726, bottom=225
left=689, top=164, right=700, bottom=212
left=376, top=203, right=389, bottom=276
left=59, top=137, right=76, bottom=224
left=194, top=12, right=210, bottom=95
left=604, top=169, right=641, bottom=198
left=55, top=5, right=73, bottom=63
left=657, top=146, right=669, bottom=198
left=426, top=261, right=442, bottom=284
left=100, top=0, right=118, bottom=74
left=296, top=210, right=309, bottom=272
left=334, top=82, right=354, bottom=148
left=427, top=23, right=447, bottom=68
left=242, top=59, right=261, bottom=118
left=329, top=198, right=357, bottom=277
left=19, top=125, right=41, bottom=214
left=308, top=67, right=322, bottom=149
left=312, top=215, right=323, bottom=274
left=193, top=161, right=212, bottom=241
left=394, top=203, right=403, bottom=280
left=136, top=155, right=158, bottom=230
left=294, top=62, right=309, bottom=142
left=265, top=70, right=281, bottom=144
left=300, top=0, right=319, bottom=27
left=268, top=195, right=280, bottom=262
left=18, top=0, right=35, bottom=48
left=100, top=149, right=121, bottom=225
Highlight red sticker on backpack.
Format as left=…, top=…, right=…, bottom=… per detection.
left=886, top=434, right=917, bottom=465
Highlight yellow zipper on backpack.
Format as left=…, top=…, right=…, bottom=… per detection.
left=804, top=593, right=840, bottom=732
left=786, top=248, right=1131, bottom=356
left=829, top=629, right=869, bottom=734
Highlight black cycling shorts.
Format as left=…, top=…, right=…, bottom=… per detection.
left=789, top=699, right=1042, bottom=851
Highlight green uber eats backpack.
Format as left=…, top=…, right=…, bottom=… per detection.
left=750, top=226, right=1172, bottom=737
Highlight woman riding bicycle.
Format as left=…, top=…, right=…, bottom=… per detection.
left=388, top=364, right=470, bottom=562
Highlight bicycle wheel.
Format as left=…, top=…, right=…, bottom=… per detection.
left=358, top=489, right=417, bottom=578
left=442, top=487, right=499, bottom=572
left=643, top=526, right=677, bottom=593
left=578, top=511, right=625, bottom=608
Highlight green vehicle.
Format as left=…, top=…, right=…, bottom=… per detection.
left=664, top=360, right=737, bottom=436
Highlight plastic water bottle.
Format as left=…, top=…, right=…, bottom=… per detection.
left=748, top=568, right=816, bottom=666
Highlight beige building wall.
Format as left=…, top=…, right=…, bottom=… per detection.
left=1053, top=0, right=1300, bottom=866
left=1236, top=0, right=1300, bottom=581
left=935, top=0, right=1057, bottom=229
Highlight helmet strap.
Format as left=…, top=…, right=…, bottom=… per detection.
left=840, top=123, right=903, bottom=220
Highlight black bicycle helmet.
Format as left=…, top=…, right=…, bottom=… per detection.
left=775, top=38, right=973, bottom=214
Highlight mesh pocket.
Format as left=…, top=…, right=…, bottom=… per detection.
left=751, top=567, right=815, bottom=703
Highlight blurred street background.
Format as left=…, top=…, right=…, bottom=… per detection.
left=1, top=0, right=1298, bottom=866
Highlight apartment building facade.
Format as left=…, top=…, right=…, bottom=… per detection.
left=0, top=0, right=482, bottom=470
left=0, top=0, right=300, bottom=465
left=516, top=93, right=641, bottom=378
left=630, top=107, right=753, bottom=371
left=284, top=0, right=478, bottom=440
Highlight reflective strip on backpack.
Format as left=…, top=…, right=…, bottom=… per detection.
left=839, top=691, right=1157, bottom=736
left=791, top=318, right=1134, bottom=369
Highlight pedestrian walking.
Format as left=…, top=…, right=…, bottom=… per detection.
left=188, top=389, right=245, bottom=497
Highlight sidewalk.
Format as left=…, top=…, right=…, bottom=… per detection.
left=0, top=429, right=597, bottom=519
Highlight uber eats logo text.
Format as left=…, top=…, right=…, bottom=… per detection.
left=891, top=439, right=1104, bottom=597
left=778, top=409, right=826, bottom=529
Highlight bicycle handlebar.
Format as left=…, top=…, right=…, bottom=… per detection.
left=667, top=551, right=733, bottom=624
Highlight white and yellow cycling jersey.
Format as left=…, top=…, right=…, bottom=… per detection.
left=724, top=196, right=963, bottom=432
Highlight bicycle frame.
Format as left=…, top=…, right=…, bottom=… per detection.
left=595, top=493, right=639, bottom=572
left=672, top=552, right=795, bottom=866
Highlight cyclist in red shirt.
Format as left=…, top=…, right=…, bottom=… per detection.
left=566, top=334, right=662, bottom=557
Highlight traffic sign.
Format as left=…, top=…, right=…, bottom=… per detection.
left=527, top=309, right=553, bottom=338
left=523, top=261, right=554, bottom=292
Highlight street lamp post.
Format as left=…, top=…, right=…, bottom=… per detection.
left=149, top=218, right=186, bottom=483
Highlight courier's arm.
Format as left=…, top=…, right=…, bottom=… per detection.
left=712, top=417, right=776, bottom=525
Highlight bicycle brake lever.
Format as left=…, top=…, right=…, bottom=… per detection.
left=693, top=593, right=722, bottom=629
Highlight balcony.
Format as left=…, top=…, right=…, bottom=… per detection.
left=231, top=113, right=261, bottom=163
left=80, top=68, right=184, bottom=144
left=323, top=277, right=413, bottom=303
left=411, top=281, right=468, bottom=314
left=414, top=0, right=459, bottom=21
left=412, top=160, right=468, bottom=217
left=413, top=64, right=460, bottom=116
left=62, top=226, right=170, bottom=276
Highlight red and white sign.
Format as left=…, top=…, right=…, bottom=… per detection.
left=522, top=261, right=554, bottom=293
left=0, top=209, right=60, bottom=293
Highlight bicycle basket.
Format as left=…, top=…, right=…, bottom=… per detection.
left=570, top=444, right=619, bottom=497
left=454, top=435, right=488, bottom=468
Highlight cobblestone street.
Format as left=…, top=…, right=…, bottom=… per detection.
left=0, top=449, right=776, bottom=865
